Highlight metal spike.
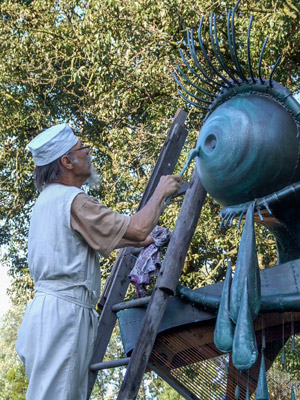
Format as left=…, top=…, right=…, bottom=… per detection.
left=225, top=359, right=229, bottom=375
left=257, top=207, right=263, bottom=221
left=269, top=56, right=282, bottom=87
left=173, top=71, right=212, bottom=104
left=187, top=29, right=220, bottom=90
left=258, top=37, right=268, bottom=84
left=238, top=212, right=244, bottom=229
left=235, top=384, right=240, bottom=399
left=281, top=350, right=285, bottom=366
left=246, top=384, right=250, bottom=400
left=177, top=57, right=216, bottom=98
left=281, top=313, right=285, bottom=367
left=231, top=0, right=248, bottom=82
left=213, top=14, right=239, bottom=84
left=220, top=216, right=226, bottom=229
left=247, top=15, right=256, bottom=83
left=196, top=17, right=227, bottom=87
left=224, top=213, right=232, bottom=226
left=227, top=9, right=239, bottom=80
left=177, top=90, right=210, bottom=110
left=263, top=199, right=272, bottom=215
left=291, top=312, right=296, bottom=351
left=194, top=14, right=232, bottom=87
left=262, top=316, right=266, bottom=350
left=291, top=386, right=296, bottom=400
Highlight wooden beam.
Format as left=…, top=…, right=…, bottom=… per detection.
left=90, top=357, right=130, bottom=371
left=112, top=296, right=151, bottom=312
left=117, top=169, right=207, bottom=399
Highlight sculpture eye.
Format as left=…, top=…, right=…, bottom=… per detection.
left=195, top=94, right=299, bottom=206
left=204, top=134, right=217, bottom=154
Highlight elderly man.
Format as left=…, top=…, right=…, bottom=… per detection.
left=16, top=123, right=182, bottom=400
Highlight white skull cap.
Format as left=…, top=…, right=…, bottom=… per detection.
left=27, top=123, right=78, bottom=166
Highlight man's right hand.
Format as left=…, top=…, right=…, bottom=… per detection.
left=155, top=174, right=183, bottom=199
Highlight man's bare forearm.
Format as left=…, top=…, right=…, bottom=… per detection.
left=115, top=234, right=154, bottom=249
left=122, top=175, right=182, bottom=242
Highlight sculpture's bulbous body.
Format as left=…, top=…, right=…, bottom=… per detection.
left=196, top=94, right=299, bottom=206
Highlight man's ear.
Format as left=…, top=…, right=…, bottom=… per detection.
left=60, top=154, right=74, bottom=170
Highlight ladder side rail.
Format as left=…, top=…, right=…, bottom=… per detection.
left=117, top=169, right=207, bottom=399
left=87, top=109, right=188, bottom=398
left=98, top=108, right=188, bottom=309
left=137, top=109, right=188, bottom=210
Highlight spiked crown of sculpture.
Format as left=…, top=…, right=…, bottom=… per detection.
left=175, top=0, right=300, bottom=211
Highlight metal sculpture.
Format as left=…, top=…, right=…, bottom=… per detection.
left=174, top=0, right=300, bottom=397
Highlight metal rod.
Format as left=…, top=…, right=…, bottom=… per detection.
left=187, top=29, right=221, bottom=89
left=173, top=71, right=212, bottom=104
left=213, top=14, right=238, bottom=84
left=179, top=49, right=217, bottom=97
left=247, top=15, right=256, bottom=83
left=209, top=13, right=234, bottom=85
left=269, top=55, right=282, bottom=87
left=258, top=37, right=268, bottom=84
left=90, top=357, right=131, bottom=371
left=112, top=296, right=151, bottom=312
left=197, top=15, right=231, bottom=87
left=231, top=0, right=248, bottom=82
left=177, top=90, right=210, bottom=110
left=227, top=9, right=239, bottom=80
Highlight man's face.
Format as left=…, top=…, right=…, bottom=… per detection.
left=69, top=140, right=91, bottom=180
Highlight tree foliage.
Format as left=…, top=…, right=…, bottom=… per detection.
left=0, top=305, right=27, bottom=400
left=0, top=0, right=299, bottom=398
left=1, top=0, right=299, bottom=301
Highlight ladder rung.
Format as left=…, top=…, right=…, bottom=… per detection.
left=112, top=296, right=151, bottom=312
left=90, top=357, right=130, bottom=371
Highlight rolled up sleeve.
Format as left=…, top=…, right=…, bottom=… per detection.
left=71, top=193, right=130, bottom=258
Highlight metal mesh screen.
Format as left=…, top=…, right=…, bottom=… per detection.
left=149, top=312, right=300, bottom=399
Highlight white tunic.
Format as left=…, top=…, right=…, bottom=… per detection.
left=16, top=184, right=103, bottom=399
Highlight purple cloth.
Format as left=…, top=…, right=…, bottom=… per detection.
left=128, top=226, right=171, bottom=297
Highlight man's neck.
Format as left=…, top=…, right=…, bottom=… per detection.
left=57, top=172, right=85, bottom=189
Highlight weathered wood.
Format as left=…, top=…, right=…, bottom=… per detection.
left=90, top=357, right=130, bottom=371
left=117, top=169, right=207, bottom=399
left=87, top=109, right=188, bottom=398
left=112, top=296, right=151, bottom=312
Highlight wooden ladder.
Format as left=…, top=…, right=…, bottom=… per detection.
left=87, top=109, right=207, bottom=399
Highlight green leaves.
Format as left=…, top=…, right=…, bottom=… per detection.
left=0, top=0, right=299, bottom=301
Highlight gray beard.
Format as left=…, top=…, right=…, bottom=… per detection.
left=84, top=163, right=101, bottom=190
